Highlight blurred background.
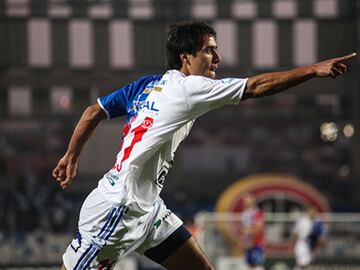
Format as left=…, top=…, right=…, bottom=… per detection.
left=0, top=0, right=359, bottom=269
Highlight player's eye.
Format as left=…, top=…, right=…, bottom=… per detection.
left=203, top=46, right=218, bottom=55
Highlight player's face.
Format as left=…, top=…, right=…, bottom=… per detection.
left=243, top=194, right=256, bottom=209
left=186, top=35, right=221, bottom=79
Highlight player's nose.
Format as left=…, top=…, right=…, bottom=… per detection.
left=213, top=50, right=221, bottom=64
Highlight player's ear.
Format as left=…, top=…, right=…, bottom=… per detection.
left=180, top=53, right=191, bottom=66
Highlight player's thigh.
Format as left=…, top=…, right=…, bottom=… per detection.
left=60, top=264, right=66, bottom=270
left=161, top=236, right=214, bottom=270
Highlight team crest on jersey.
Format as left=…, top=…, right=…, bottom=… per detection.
left=142, top=118, right=153, bottom=128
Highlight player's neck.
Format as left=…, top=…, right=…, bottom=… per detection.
left=179, top=66, right=190, bottom=76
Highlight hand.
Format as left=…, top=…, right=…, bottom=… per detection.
left=312, top=52, right=357, bottom=78
left=52, top=155, right=78, bottom=190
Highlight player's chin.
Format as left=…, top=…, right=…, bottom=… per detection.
left=208, top=70, right=217, bottom=79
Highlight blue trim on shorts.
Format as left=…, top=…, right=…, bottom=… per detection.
left=73, top=205, right=128, bottom=270
left=102, top=208, right=126, bottom=240
left=98, top=207, right=117, bottom=237
left=82, top=247, right=100, bottom=270
left=77, top=246, right=97, bottom=270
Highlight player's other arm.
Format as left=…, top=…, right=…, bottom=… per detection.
left=242, top=52, right=357, bottom=100
left=52, top=103, right=107, bottom=189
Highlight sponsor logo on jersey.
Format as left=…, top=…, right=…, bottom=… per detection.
left=154, top=219, right=161, bottom=229
left=143, top=79, right=167, bottom=93
left=130, top=100, right=159, bottom=114
left=142, top=101, right=159, bottom=112
left=144, top=86, right=163, bottom=93
left=155, top=161, right=173, bottom=188
left=154, top=210, right=173, bottom=229
left=105, top=172, right=119, bottom=186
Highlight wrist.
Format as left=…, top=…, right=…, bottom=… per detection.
left=305, top=64, right=317, bottom=77
left=64, top=150, right=79, bottom=162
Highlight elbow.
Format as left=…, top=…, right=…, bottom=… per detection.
left=243, top=83, right=278, bottom=100
left=242, top=84, right=263, bottom=100
left=243, top=75, right=278, bottom=100
left=242, top=77, right=266, bottom=100
left=84, top=103, right=107, bottom=122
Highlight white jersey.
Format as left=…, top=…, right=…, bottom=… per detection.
left=293, top=215, right=313, bottom=243
left=97, top=70, right=247, bottom=212
left=293, top=214, right=313, bottom=266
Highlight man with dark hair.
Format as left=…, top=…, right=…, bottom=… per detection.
left=166, top=21, right=216, bottom=70
left=53, top=20, right=355, bottom=270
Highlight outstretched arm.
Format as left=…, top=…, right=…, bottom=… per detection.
left=242, top=52, right=357, bottom=100
left=52, top=103, right=107, bottom=189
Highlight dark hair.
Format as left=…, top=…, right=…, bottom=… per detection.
left=166, top=21, right=216, bottom=70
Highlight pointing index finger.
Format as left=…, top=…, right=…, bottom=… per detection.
left=338, top=52, right=357, bottom=63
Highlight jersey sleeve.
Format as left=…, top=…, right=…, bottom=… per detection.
left=97, top=75, right=162, bottom=119
left=97, top=85, right=131, bottom=119
left=182, top=75, right=248, bottom=118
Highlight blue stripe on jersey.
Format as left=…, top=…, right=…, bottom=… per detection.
left=73, top=205, right=128, bottom=270
left=98, top=75, right=162, bottom=119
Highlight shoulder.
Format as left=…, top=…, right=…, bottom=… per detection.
left=122, top=74, right=163, bottom=100
left=180, top=75, right=216, bottom=98
left=183, top=75, right=213, bottom=87
left=163, top=71, right=213, bottom=94
left=133, top=74, right=163, bottom=88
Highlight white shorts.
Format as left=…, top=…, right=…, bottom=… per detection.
left=294, top=241, right=312, bottom=267
left=63, top=188, right=183, bottom=270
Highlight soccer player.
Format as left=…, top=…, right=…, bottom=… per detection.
left=52, top=20, right=355, bottom=270
left=238, top=194, right=265, bottom=270
left=293, top=208, right=327, bottom=270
